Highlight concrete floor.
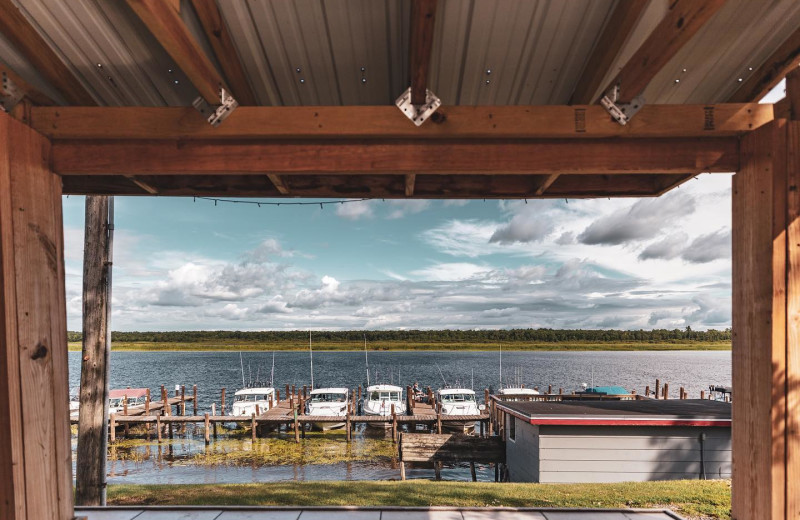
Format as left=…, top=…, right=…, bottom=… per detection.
left=74, top=507, right=686, bottom=520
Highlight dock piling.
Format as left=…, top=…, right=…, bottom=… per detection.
left=109, top=413, right=116, bottom=443
left=192, top=385, right=198, bottom=415
left=221, top=388, right=226, bottom=415
left=181, top=385, right=186, bottom=415
left=391, top=404, right=397, bottom=444
left=122, top=396, right=129, bottom=437
left=645, top=385, right=650, bottom=397
left=204, top=413, right=210, bottom=445
left=156, top=415, right=162, bottom=443
left=470, top=461, right=477, bottom=481
left=251, top=413, right=256, bottom=441
left=160, top=385, right=169, bottom=415
left=663, top=383, right=669, bottom=400
left=655, top=379, right=661, bottom=400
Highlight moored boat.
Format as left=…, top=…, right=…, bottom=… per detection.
left=436, top=388, right=483, bottom=434
left=361, top=384, right=406, bottom=429
left=306, top=387, right=349, bottom=430
left=230, top=386, right=275, bottom=416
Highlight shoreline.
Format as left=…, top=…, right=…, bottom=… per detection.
left=67, top=341, right=731, bottom=352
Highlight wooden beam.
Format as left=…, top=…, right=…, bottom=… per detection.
left=534, top=173, right=560, bottom=196
left=570, top=0, right=648, bottom=105
left=405, top=173, right=416, bottom=197
left=50, top=137, right=739, bottom=176
left=189, top=0, right=257, bottom=106
left=409, top=0, right=437, bottom=105
left=125, top=175, right=158, bottom=195
left=603, top=0, right=727, bottom=102
left=727, top=26, right=800, bottom=103
left=0, top=111, right=73, bottom=520
left=266, top=174, right=289, bottom=195
left=0, top=0, right=94, bottom=105
left=0, top=64, right=56, bottom=108
left=29, top=104, right=774, bottom=140
left=126, top=0, right=226, bottom=105
left=74, top=196, right=111, bottom=506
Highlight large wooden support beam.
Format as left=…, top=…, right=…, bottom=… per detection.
left=732, top=113, right=800, bottom=518
left=728, top=26, right=800, bottom=103
left=603, top=0, right=726, bottom=102
left=50, top=137, right=739, bottom=176
left=126, top=0, right=227, bottom=104
left=189, top=0, right=257, bottom=106
left=0, top=0, right=94, bottom=105
left=570, top=0, right=648, bottom=105
left=409, top=0, right=437, bottom=105
left=74, top=196, right=112, bottom=506
left=28, top=104, right=773, bottom=140
left=0, top=112, right=72, bottom=520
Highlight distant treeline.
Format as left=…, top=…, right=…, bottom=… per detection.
left=66, top=327, right=731, bottom=344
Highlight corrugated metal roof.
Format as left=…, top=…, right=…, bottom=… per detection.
left=2, top=0, right=799, bottom=107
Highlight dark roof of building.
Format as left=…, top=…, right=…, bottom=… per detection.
left=497, top=399, right=731, bottom=427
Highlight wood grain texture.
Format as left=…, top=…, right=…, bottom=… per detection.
left=126, top=0, right=225, bottom=104
left=266, top=174, right=289, bottom=195
left=400, top=433, right=504, bottom=463
left=605, top=0, right=727, bottom=102
left=404, top=173, right=416, bottom=197
left=0, top=0, right=94, bottom=105
left=570, top=0, right=648, bottom=104
left=0, top=63, right=56, bottom=107
left=409, top=0, right=437, bottom=105
left=50, top=138, right=739, bottom=176
left=728, top=26, right=800, bottom=103
left=0, top=111, right=72, bottom=520
left=29, top=104, right=774, bottom=140
left=189, top=0, right=257, bottom=106
left=74, top=196, right=110, bottom=506
left=732, top=119, right=786, bottom=520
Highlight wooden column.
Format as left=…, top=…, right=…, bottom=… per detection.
left=75, top=195, right=111, bottom=505
left=732, top=99, right=800, bottom=519
left=0, top=111, right=73, bottom=520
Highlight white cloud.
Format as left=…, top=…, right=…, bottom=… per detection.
left=410, top=263, right=494, bottom=282
left=386, top=200, right=431, bottom=219
left=335, top=200, right=375, bottom=220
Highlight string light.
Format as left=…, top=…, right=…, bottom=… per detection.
left=193, top=196, right=373, bottom=208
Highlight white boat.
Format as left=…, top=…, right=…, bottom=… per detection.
left=306, top=387, right=349, bottom=430
left=497, top=386, right=540, bottom=400
left=436, top=388, right=483, bottom=434
left=230, top=387, right=275, bottom=416
left=362, top=384, right=406, bottom=428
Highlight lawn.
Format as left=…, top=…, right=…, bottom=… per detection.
left=106, top=480, right=731, bottom=520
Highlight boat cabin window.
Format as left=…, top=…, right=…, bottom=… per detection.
left=369, top=391, right=400, bottom=401
left=441, top=393, right=475, bottom=403
left=311, top=393, right=347, bottom=402
left=234, top=394, right=269, bottom=402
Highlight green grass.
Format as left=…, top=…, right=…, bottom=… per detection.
left=106, top=480, right=731, bottom=519
left=68, top=340, right=732, bottom=352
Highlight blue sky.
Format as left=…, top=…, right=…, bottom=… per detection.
left=62, top=174, right=733, bottom=332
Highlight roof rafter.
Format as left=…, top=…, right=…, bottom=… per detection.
left=0, top=0, right=95, bottom=105
left=125, top=0, right=228, bottom=105
left=0, top=63, right=56, bottom=108
left=570, top=0, right=648, bottom=105
left=188, top=0, right=257, bottom=106
left=405, top=173, right=416, bottom=197
left=727, top=26, right=800, bottom=103
left=409, top=0, right=438, bottom=105
left=602, top=0, right=727, bottom=103
left=266, top=173, right=290, bottom=195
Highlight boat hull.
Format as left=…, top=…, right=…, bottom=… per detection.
left=441, top=420, right=476, bottom=435
left=312, top=421, right=346, bottom=431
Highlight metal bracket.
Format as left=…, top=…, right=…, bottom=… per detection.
left=395, top=86, right=441, bottom=126
left=599, top=84, right=645, bottom=126
left=0, top=71, right=24, bottom=113
left=192, top=87, right=238, bottom=127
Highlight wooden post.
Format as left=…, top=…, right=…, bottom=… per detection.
left=255, top=404, right=260, bottom=416
left=679, top=386, right=685, bottom=400
left=251, top=413, right=256, bottom=441
left=559, top=388, right=563, bottom=395
left=346, top=404, right=352, bottom=442
left=160, top=385, right=169, bottom=415
left=180, top=385, right=186, bottom=415
left=645, top=385, right=650, bottom=398
left=145, top=388, right=151, bottom=414
left=470, top=461, right=477, bottom=482
left=74, top=193, right=113, bottom=507
left=391, top=404, right=397, bottom=444
left=400, top=462, right=406, bottom=480
left=547, top=384, right=552, bottom=395
left=122, top=396, right=129, bottom=437
left=655, top=379, right=660, bottom=400
left=276, top=389, right=280, bottom=404
left=221, top=387, right=226, bottom=415
left=434, top=462, right=442, bottom=480
left=156, top=415, right=162, bottom=443
left=436, top=404, right=442, bottom=434
left=109, top=413, right=116, bottom=443
left=294, top=409, right=300, bottom=443
left=731, top=105, right=800, bottom=519
left=701, top=390, right=705, bottom=400
left=358, top=385, right=361, bottom=402
left=285, top=384, right=290, bottom=400
left=192, top=385, right=197, bottom=415
left=484, top=389, right=490, bottom=409
left=211, top=403, right=217, bottom=438
left=204, top=413, right=210, bottom=445
left=663, top=383, right=669, bottom=400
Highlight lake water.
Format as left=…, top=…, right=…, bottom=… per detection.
left=68, top=350, right=731, bottom=484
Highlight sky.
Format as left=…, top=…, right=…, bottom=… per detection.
left=64, top=81, right=792, bottom=334
left=61, top=174, right=733, bottom=332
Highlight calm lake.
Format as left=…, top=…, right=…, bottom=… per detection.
left=68, top=350, right=731, bottom=484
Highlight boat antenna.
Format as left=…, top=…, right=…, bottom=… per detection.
left=240, top=352, right=246, bottom=388
left=309, top=330, right=314, bottom=390
left=270, top=351, right=275, bottom=387
left=364, top=334, right=370, bottom=386
left=435, top=363, right=448, bottom=386
left=248, top=361, right=252, bottom=386
left=471, top=368, right=474, bottom=391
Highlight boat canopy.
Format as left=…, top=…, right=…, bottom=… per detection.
left=583, top=385, right=630, bottom=395
left=438, top=388, right=475, bottom=395
left=108, top=388, right=148, bottom=399
left=310, top=387, right=348, bottom=395
left=234, top=387, right=275, bottom=396
left=366, top=384, right=402, bottom=392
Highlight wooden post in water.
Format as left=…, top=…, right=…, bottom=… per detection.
left=645, top=385, right=650, bottom=398
left=251, top=413, right=256, bottom=441
left=145, top=388, right=150, bottom=414
left=109, top=413, right=116, bottom=443
left=406, top=386, right=412, bottom=412
left=122, top=396, right=129, bottom=437
left=181, top=385, right=186, bottom=415
left=204, top=413, right=210, bottom=445
left=211, top=403, right=217, bottom=438
left=221, top=388, right=226, bottom=415
left=358, top=385, right=362, bottom=402
left=436, top=402, right=442, bottom=434
left=400, top=461, right=406, bottom=481
left=256, top=404, right=260, bottom=416
left=559, top=388, right=563, bottom=395
left=156, top=415, right=162, bottom=443
left=192, top=385, right=198, bottom=415
left=391, top=404, right=397, bottom=444
left=346, top=403, right=352, bottom=442
left=285, top=384, right=290, bottom=400
left=293, top=409, right=300, bottom=443
left=160, top=385, right=168, bottom=415
left=276, top=389, right=280, bottom=404
left=548, top=385, right=552, bottom=395
left=701, top=390, right=706, bottom=400
left=434, top=462, right=442, bottom=480
left=663, top=383, right=669, bottom=399
left=680, top=386, right=685, bottom=399
left=484, top=389, right=490, bottom=409
left=655, top=379, right=661, bottom=400
left=470, top=461, right=477, bottom=481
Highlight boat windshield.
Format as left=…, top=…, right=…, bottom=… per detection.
left=369, top=391, right=401, bottom=401
left=234, top=394, right=270, bottom=402
left=311, top=393, right=347, bottom=402
left=441, top=393, right=475, bottom=403
left=109, top=396, right=141, bottom=407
